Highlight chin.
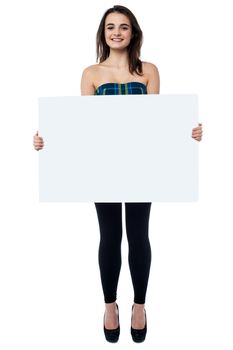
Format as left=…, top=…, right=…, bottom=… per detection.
left=107, top=42, right=129, bottom=50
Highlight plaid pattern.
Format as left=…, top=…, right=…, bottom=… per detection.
left=95, top=82, right=147, bottom=95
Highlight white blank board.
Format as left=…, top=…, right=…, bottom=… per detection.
left=39, top=95, right=198, bottom=202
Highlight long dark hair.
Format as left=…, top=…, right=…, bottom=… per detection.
left=96, top=5, right=143, bottom=76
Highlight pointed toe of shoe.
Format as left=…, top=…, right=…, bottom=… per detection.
left=131, top=324, right=147, bottom=343
left=103, top=303, right=120, bottom=343
left=131, top=306, right=147, bottom=343
left=104, top=325, right=120, bottom=343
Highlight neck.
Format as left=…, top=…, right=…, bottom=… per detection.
left=105, top=49, right=129, bottom=69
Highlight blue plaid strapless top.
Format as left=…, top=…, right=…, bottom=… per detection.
left=95, top=81, right=147, bottom=95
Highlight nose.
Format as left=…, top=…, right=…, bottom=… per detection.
left=113, top=29, right=121, bottom=36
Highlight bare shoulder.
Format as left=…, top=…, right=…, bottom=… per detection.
left=81, top=64, right=100, bottom=95
left=142, top=61, right=159, bottom=76
left=81, top=64, right=99, bottom=78
left=142, top=61, right=160, bottom=94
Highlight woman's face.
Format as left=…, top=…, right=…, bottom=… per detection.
left=104, top=12, right=133, bottom=50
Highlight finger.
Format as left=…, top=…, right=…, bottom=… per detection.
left=35, top=138, right=44, bottom=142
left=193, top=126, right=202, bottom=131
left=192, top=134, right=201, bottom=139
left=192, top=130, right=203, bottom=134
left=34, top=137, right=44, bottom=142
left=34, top=142, right=44, bottom=147
left=34, top=139, right=44, bottom=143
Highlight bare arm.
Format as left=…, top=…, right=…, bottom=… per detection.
left=80, top=66, right=96, bottom=96
left=144, top=62, right=160, bottom=94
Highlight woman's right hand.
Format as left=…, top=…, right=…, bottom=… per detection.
left=33, top=131, right=44, bottom=151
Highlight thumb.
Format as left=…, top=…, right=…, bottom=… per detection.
left=198, top=123, right=202, bottom=126
left=36, top=130, right=39, bottom=136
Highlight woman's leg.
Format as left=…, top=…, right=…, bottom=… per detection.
left=94, top=202, right=123, bottom=304
left=125, top=202, right=152, bottom=305
left=125, top=202, right=152, bottom=330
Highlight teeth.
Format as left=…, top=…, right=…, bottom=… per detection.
left=112, top=39, right=122, bottom=41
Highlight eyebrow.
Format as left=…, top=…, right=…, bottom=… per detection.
left=106, top=23, right=130, bottom=27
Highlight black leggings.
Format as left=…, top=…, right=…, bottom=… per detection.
left=94, top=202, right=152, bottom=304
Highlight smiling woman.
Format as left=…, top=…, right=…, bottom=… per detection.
left=96, top=6, right=143, bottom=77
left=33, top=4, right=203, bottom=344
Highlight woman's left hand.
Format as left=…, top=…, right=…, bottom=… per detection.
left=192, top=123, right=203, bottom=141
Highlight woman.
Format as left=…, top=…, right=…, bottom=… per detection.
left=33, top=5, right=203, bottom=343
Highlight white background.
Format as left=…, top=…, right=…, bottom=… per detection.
left=0, top=0, right=232, bottom=349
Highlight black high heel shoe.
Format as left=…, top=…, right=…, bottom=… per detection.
left=131, top=304, right=147, bottom=343
left=103, top=303, right=120, bottom=343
